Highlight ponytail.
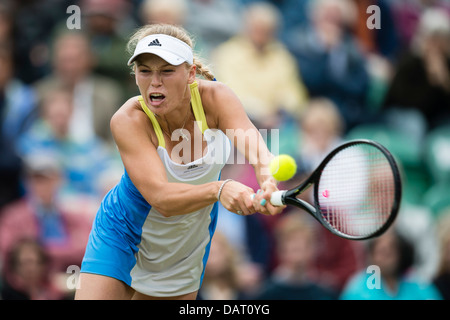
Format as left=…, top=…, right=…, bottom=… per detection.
left=193, top=57, right=215, bottom=81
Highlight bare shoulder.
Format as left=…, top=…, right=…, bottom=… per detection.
left=111, top=96, right=144, bottom=127
left=197, top=79, right=236, bottom=104
left=110, top=96, right=156, bottom=147
left=197, top=79, right=243, bottom=129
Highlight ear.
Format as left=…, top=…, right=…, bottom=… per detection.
left=133, top=65, right=139, bottom=86
left=187, top=64, right=196, bottom=84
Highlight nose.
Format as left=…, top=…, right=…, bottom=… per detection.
left=151, top=72, right=162, bottom=87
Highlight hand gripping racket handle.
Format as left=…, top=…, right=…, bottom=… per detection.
left=270, top=190, right=287, bottom=206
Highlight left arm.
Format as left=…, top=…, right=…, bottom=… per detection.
left=203, top=81, right=284, bottom=215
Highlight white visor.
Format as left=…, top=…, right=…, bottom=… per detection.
left=127, top=34, right=194, bottom=66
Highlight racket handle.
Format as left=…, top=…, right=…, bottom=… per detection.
left=270, top=190, right=286, bottom=206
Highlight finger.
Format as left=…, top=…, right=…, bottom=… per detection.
left=237, top=202, right=251, bottom=216
left=259, top=190, right=285, bottom=216
left=236, top=191, right=255, bottom=216
left=254, top=196, right=270, bottom=215
left=244, top=194, right=257, bottom=215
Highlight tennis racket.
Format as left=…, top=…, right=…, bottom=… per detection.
left=270, top=139, right=401, bottom=240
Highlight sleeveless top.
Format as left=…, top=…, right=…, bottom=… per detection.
left=129, top=81, right=231, bottom=296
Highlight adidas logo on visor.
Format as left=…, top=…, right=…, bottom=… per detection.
left=148, top=39, right=162, bottom=47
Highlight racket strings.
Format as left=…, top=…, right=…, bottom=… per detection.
left=317, top=144, right=397, bottom=237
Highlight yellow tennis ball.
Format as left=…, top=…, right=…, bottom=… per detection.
left=270, top=154, right=297, bottom=181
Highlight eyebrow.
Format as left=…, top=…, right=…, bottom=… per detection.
left=136, top=62, right=173, bottom=68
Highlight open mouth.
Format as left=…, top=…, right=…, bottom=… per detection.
left=150, top=93, right=166, bottom=103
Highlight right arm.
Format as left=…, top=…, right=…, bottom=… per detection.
left=110, top=98, right=252, bottom=217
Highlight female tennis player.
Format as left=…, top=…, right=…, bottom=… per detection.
left=75, top=24, right=284, bottom=300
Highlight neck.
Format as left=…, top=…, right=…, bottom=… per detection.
left=157, top=102, right=193, bottom=138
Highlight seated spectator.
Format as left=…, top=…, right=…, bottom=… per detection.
left=289, top=100, right=366, bottom=292
left=33, top=31, right=123, bottom=147
left=198, top=232, right=247, bottom=300
left=350, top=0, right=400, bottom=60
left=391, top=0, right=450, bottom=50
left=297, top=98, right=344, bottom=174
left=0, top=154, right=93, bottom=274
left=382, top=8, right=450, bottom=130
left=211, top=2, right=308, bottom=129
left=1, top=239, right=65, bottom=300
left=16, top=88, right=118, bottom=198
left=284, top=0, right=370, bottom=131
left=0, top=43, right=36, bottom=210
left=254, top=213, right=338, bottom=300
left=79, top=0, right=134, bottom=97
left=139, top=0, right=188, bottom=26
left=340, top=229, right=442, bottom=300
left=0, top=43, right=37, bottom=144
left=185, top=0, right=243, bottom=59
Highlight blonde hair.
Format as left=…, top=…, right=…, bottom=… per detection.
left=301, top=98, right=345, bottom=136
left=274, top=213, right=314, bottom=245
left=126, top=24, right=215, bottom=80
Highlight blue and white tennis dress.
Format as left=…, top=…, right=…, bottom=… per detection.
left=80, top=81, right=231, bottom=297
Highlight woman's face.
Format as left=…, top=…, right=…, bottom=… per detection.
left=135, top=53, right=196, bottom=116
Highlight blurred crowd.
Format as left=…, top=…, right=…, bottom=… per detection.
left=0, top=0, right=449, bottom=300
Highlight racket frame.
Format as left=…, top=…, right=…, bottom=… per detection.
left=273, top=139, right=402, bottom=240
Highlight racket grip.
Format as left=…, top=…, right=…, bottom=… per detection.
left=270, top=190, right=286, bottom=206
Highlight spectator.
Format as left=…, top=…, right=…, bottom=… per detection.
left=433, top=212, right=450, bottom=300
left=351, top=0, right=400, bottom=60
left=16, top=88, right=118, bottom=197
left=211, top=2, right=308, bottom=130
left=0, top=42, right=37, bottom=210
left=79, top=0, right=134, bottom=97
left=198, top=232, right=247, bottom=300
left=0, top=154, right=93, bottom=274
left=382, top=8, right=450, bottom=130
left=254, top=213, right=338, bottom=300
left=0, top=44, right=38, bottom=144
left=340, top=229, right=442, bottom=300
left=297, top=98, right=344, bottom=174
left=8, top=0, right=74, bottom=84
left=185, top=0, right=244, bottom=59
left=1, top=239, right=65, bottom=300
left=139, top=0, right=188, bottom=26
left=391, top=0, right=450, bottom=50
left=284, top=0, right=370, bottom=131
left=33, top=31, right=123, bottom=146
left=292, top=99, right=367, bottom=292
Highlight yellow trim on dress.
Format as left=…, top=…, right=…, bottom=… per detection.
left=189, top=81, right=209, bottom=134
left=138, top=81, right=209, bottom=148
left=138, top=95, right=166, bottom=148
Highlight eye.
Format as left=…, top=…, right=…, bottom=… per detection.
left=162, top=69, right=175, bottom=74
